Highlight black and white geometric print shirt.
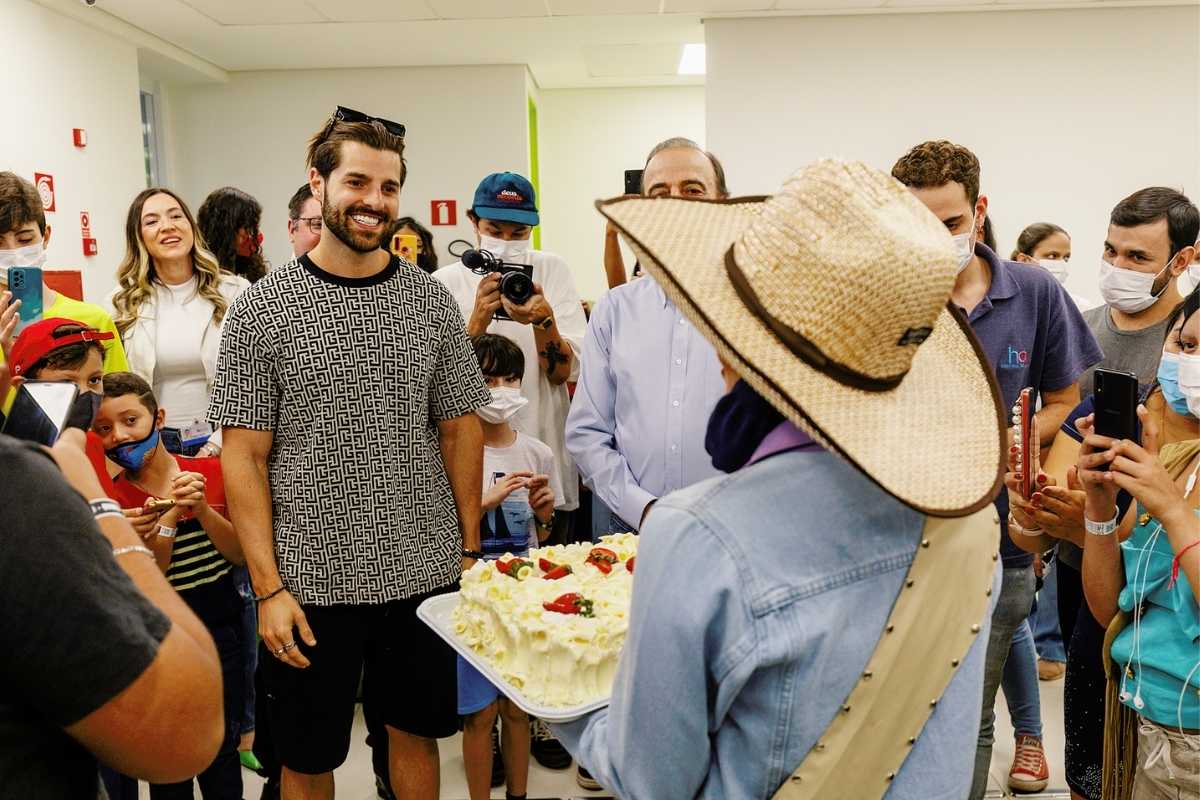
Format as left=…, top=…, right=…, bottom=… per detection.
left=208, top=254, right=490, bottom=605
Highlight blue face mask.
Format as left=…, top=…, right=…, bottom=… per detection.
left=1157, top=352, right=1192, bottom=417
left=105, top=428, right=161, bottom=472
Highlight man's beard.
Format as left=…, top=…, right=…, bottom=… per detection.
left=322, top=194, right=392, bottom=254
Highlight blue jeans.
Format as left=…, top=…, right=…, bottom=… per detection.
left=1002, top=618, right=1043, bottom=738
left=969, top=565, right=1038, bottom=800
left=233, top=566, right=257, bottom=736
left=590, top=493, right=636, bottom=542
left=1031, top=557, right=1067, bottom=662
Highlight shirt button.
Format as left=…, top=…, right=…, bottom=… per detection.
left=671, top=444, right=678, bottom=452
left=672, top=400, right=680, bottom=407
left=675, top=358, right=683, bottom=365
left=678, top=319, right=686, bottom=326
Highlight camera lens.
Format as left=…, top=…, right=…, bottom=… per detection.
left=501, top=271, right=534, bottom=305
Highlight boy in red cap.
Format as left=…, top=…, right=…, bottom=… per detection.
left=5, top=316, right=115, bottom=494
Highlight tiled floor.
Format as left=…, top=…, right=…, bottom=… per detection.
left=142, top=673, right=1070, bottom=799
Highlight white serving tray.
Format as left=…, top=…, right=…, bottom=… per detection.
left=418, top=592, right=611, bottom=723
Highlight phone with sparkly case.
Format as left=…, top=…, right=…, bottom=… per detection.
left=1012, top=387, right=1034, bottom=500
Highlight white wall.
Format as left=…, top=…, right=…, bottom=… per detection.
left=539, top=86, right=706, bottom=301
left=166, top=65, right=531, bottom=272
left=1, top=0, right=147, bottom=303
left=705, top=7, right=1200, bottom=304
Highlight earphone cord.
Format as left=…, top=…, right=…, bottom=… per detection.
left=1124, top=520, right=1162, bottom=707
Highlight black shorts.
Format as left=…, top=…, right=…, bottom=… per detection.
left=265, top=584, right=459, bottom=775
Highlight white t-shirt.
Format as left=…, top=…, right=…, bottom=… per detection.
left=482, top=432, right=562, bottom=556
left=153, top=278, right=213, bottom=433
left=435, top=250, right=586, bottom=510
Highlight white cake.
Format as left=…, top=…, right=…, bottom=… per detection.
left=453, top=533, right=638, bottom=707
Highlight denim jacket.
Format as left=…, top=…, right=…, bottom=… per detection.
left=552, top=448, right=998, bottom=799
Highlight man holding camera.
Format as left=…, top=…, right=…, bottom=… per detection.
left=435, top=172, right=586, bottom=545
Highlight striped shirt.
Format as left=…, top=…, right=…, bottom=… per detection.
left=162, top=519, right=232, bottom=591
left=111, top=454, right=232, bottom=593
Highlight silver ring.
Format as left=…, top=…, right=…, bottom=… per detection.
left=282, top=641, right=297, bottom=652
left=273, top=647, right=286, bottom=656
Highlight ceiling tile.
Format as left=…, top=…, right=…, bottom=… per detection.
left=428, top=0, right=549, bottom=18
left=305, top=0, right=437, bottom=22
left=882, top=0, right=994, bottom=6
left=774, top=0, right=883, bottom=8
left=549, top=0, right=659, bottom=13
left=662, top=0, right=773, bottom=11
left=584, top=43, right=684, bottom=76
left=181, top=0, right=329, bottom=25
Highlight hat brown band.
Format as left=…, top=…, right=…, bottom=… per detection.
left=723, top=247, right=906, bottom=393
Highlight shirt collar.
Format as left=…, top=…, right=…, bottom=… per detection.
left=748, top=421, right=821, bottom=465
left=977, top=243, right=1018, bottom=302
left=649, top=277, right=670, bottom=309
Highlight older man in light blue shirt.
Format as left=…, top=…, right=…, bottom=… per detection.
left=566, top=277, right=725, bottom=532
left=566, top=138, right=728, bottom=533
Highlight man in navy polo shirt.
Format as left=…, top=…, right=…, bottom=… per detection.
left=893, top=140, right=1103, bottom=799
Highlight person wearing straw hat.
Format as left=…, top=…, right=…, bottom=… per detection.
left=892, top=139, right=1103, bottom=798
left=548, top=159, right=1008, bottom=799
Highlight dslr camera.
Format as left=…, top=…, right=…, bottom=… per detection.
left=450, top=240, right=534, bottom=320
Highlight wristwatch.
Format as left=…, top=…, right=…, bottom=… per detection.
left=462, top=549, right=486, bottom=560
left=537, top=511, right=556, bottom=531
left=532, top=315, right=555, bottom=330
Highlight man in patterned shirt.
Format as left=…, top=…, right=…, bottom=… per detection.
left=209, top=108, right=490, bottom=800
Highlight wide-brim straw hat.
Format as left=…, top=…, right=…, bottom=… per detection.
left=597, top=159, right=1005, bottom=517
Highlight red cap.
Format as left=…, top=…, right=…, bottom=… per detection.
left=10, top=317, right=114, bottom=377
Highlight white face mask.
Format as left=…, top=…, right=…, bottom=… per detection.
left=951, top=213, right=977, bottom=274
left=1099, top=258, right=1173, bottom=314
left=1179, top=351, right=1200, bottom=419
left=0, top=243, right=48, bottom=273
left=478, top=234, right=531, bottom=263
left=477, top=386, right=528, bottom=424
left=1038, top=259, right=1070, bottom=285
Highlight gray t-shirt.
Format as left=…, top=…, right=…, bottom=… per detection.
left=1077, top=304, right=1172, bottom=398
left=1060, top=304, right=1171, bottom=569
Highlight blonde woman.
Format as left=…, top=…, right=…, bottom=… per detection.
left=108, top=188, right=248, bottom=457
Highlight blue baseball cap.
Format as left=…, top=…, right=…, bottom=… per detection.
left=471, top=172, right=539, bottom=227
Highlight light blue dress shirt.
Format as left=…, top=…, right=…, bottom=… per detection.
left=566, top=278, right=725, bottom=529
left=551, top=448, right=998, bottom=799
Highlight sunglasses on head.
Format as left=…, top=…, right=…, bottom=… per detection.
left=325, top=106, right=406, bottom=139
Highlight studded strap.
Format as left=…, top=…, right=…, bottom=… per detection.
left=771, top=506, right=999, bottom=799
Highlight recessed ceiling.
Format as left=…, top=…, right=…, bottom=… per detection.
left=68, top=0, right=1199, bottom=88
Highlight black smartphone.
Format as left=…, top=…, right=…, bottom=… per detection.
left=1093, top=368, right=1138, bottom=443
left=2, top=381, right=78, bottom=445
left=624, top=169, right=643, bottom=196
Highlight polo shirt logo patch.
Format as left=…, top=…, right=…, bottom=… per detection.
left=897, top=327, right=933, bottom=346
left=1002, top=345, right=1030, bottom=369
left=497, top=190, right=524, bottom=204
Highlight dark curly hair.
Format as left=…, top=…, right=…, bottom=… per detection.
left=891, top=140, right=982, bottom=206
left=197, top=186, right=267, bottom=283
left=391, top=216, right=439, bottom=274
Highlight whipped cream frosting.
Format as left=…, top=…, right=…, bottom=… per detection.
left=453, top=533, right=638, bottom=707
